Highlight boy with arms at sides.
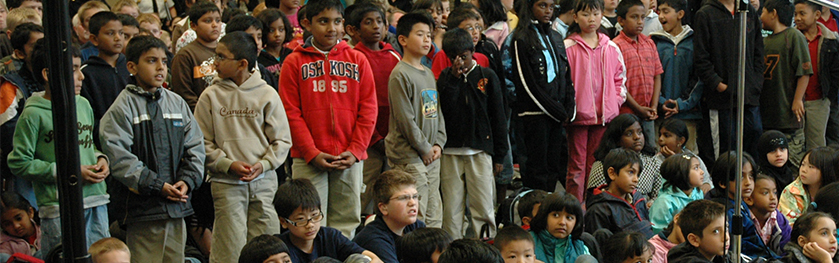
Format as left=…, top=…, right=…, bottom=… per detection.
left=274, top=179, right=383, bottom=263
left=345, top=3, right=402, bottom=216
left=195, top=31, right=292, bottom=263
left=666, top=200, right=729, bottom=263
left=353, top=170, right=426, bottom=262
left=585, top=148, right=653, bottom=238
left=279, top=0, right=377, bottom=239
left=171, top=0, right=220, bottom=111
left=386, top=11, right=447, bottom=228
left=759, top=0, right=812, bottom=168
left=614, top=0, right=663, bottom=150
left=437, top=28, right=507, bottom=239
left=81, top=12, right=131, bottom=149
left=7, top=39, right=110, bottom=254
left=100, top=36, right=206, bottom=263
left=794, top=0, right=839, bottom=152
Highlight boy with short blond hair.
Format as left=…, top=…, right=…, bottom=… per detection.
left=137, top=13, right=162, bottom=39
left=89, top=237, right=131, bottom=263
left=111, top=0, right=139, bottom=18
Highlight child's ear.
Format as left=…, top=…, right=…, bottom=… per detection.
left=617, top=16, right=625, bottom=27
left=27, top=207, right=34, bottom=218
left=126, top=61, right=137, bottom=76
left=89, top=34, right=100, bottom=47
left=687, top=233, right=701, bottom=247
left=279, top=217, right=289, bottom=229
left=301, top=18, right=312, bottom=32
left=41, top=68, right=48, bottom=82
left=743, top=196, right=754, bottom=206
left=397, top=34, right=407, bottom=47
left=377, top=202, right=388, bottom=217
left=798, top=235, right=808, bottom=247
left=345, top=25, right=357, bottom=39
left=607, top=167, right=618, bottom=181
left=521, top=216, right=532, bottom=226
left=677, top=9, right=685, bottom=20
left=13, top=49, right=25, bottom=60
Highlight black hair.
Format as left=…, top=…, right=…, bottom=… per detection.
left=305, top=0, right=345, bottom=21
left=10, top=22, right=42, bottom=52
left=602, top=148, right=644, bottom=184
left=257, top=8, right=293, bottom=46
left=711, top=151, right=757, bottom=189
left=764, top=0, right=794, bottom=26
left=810, top=182, right=839, bottom=220
left=658, top=0, right=687, bottom=11
left=475, top=0, right=507, bottom=26
left=557, top=0, right=576, bottom=15
left=678, top=200, right=725, bottom=240
left=413, top=0, right=442, bottom=13
left=512, top=0, right=554, bottom=51
left=238, top=234, right=289, bottom=263
left=659, top=118, right=690, bottom=146
left=89, top=11, right=121, bottom=36
left=790, top=212, right=835, bottom=244
left=442, top=28, right=474, bottom=58
left=265, top=0, right=279, bottom=8
left=125, top=35, right=167, bottom=64
left=518, top=189, right=548, bottom=222
left=802, top=147, right=839, bottom=187
left=616, top=0, right=645, bottom=19
left=397, top=227, right=454, bottom=263
left=0, top=192, right=34, bottom=218
left=311, top=257, right=342, bottom=263
left=438, top=239, right=504, bottom=263
left=396, top=11, right=435, bottom=37
left=6, top=0, right=39, bottom=10
left=218, top=31, right=258, bottom=71
left=493, top=226, right=534, bottom=252
left=117, top=13, right=140, bottom=28
left=188, top=1, right=221, bottom=25
left=530, top=192, right=584, bottom=240
left=794, top=0, right=822, bottom=12
left=226, top=14, right=263, bottom=34
left=222, top=7, right=245, bottom=23
left=602, top=231, right=655, bottom=263
left=446, top=6, right=482, bottom=29
left=347, top=3, right=386, bottom=28
left=566, top=0, right=605, bottom=35
left=661, top=152, right=700, bottom=191
left=273, top=178, right=321, bottom=219
left=31, top=39, right=81, bottom=85
left=594, top=114, right=657, bottom=161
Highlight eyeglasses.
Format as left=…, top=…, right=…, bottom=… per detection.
left=390, top=194, right=421, bottom=202
left=282, top=212, right=324, bottom=227
left=463, top=25, right=484, bottom=33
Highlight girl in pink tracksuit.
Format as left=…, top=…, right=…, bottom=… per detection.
left=563, top=0, right=627, bottom=202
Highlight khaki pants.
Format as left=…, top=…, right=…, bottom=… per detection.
left=127, top=218, right=186, bottom=263
left=804, top=98, right=830, bottom=150
left=440, top=152, right=496, bottom=239
left=209, top=172, right=281, bottom=263
left=361, top=148, right=389, bottom=215
left=292, top=158, right=363, bottom=238
left=389, top=160, right=442, bottom=227
left=785, top=128, right=806, bottom=170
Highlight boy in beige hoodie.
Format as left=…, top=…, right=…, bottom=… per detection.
left=194, top=31, right=292, bottom=263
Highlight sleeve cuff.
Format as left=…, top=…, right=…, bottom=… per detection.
left=217, top=158, right=234, bottom=174
left=259, top=160, right=273, bottom=172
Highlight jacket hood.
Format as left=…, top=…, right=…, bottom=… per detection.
left=660, top=185, right=702, bottom=202
left=668, top=242, right=713, bottom=263
left=210, top=69, right=266, bottom=92
left=296, top=37, right=352, bottom=55
left=588, top=184, right=645, bottom=207
left=567, top=33, right=611, bottom=51
left=650, top=25, right=694, bottom=45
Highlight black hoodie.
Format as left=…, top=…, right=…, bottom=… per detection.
left=584, top=185, right=654, bottom=238
left=80, top=54, right=132, bottom=149
left=692, top=0, right=764, bottom=109
left=668, top=242, right=719, bottom=263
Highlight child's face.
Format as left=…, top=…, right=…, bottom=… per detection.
left=140, top=21, right=162, bottom=39
left=657, top=127, right=685, bottom=155
left=267, top=19, right=287, bottom=48
left=694, top=215, right=729, bottom=260
left=800, top=153, right=824, bottom=187
left=501, top=240, right=536, bottom=263
left=304, top=8, right=343, bottom=52
left=262, top=252, right=292, bottom=263
left=122, top=26, right=140, bottom=52
left=619, top=5, right=647, bottom=37
left=118, top=6, right=139, bottom=18
left=441, top=1, right=451, bottom=26
left=800, top=217, right=838, bottom=257
left=546, top=209, right=577, bottom=239
left=398, top=23, right=432, bottom=57
left=450, top=50, right=475, bottom=73
left=73, top=56, right=83, bottom=95
left=424, top=4, right=443, bottom=29
left=747, top=178, right=778, bottom=215
left=795, top=4, right=820, bottom=32
left=766, top=147, right=788, bottom=168
left=20, top=31, right=44, bottom=65
left=689, top=158, right=704, bottom=188
left=93, top=20, right=125, bottom=56
left=192, top=11, right=222, bottom=44
left=245, top=26, right=264, bottom=51
left=531, top=0, right=556, bottom=24
left=358, top=11, right=385, bottom=45
left=458, top=18, right=483, bottom=45
left=724, top=162, right=754, bottom=199
left=658, top=3, right=684, bottom=34
left=380, top=185, right=419, bottom=227
left=760, top=8, right=775, bottom=30
left=0, top=207, right=35, bottom=239
left=213, top=43, right=243, bottom=80
left=620, top=247, right=653, bottom=263
left=605, top=0, right=619, bottom=12
left=280, top=0, right=300, bottom=10
left=608, top=163, right=640, bottom=196
left=620, top=122, right=645, bottom=153
left=280, top=207, right=323, bottom=241
left=93, top=250, right=130, bottom=263
left=127, top=47, right=168, bottom=89
left=21, top=0, right=42, bottom=17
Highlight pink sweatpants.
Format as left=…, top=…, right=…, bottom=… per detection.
left=565, top=125, right=606, bottom=203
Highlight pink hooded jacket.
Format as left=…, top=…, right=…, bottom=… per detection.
left=564, top=33, right=627, bottom=126
left=0, top=221, right=40, bottom=257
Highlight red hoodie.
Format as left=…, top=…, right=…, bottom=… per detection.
left=354, top=41, right=401, bottom=145
left=280, top=40, right=378, bottom=162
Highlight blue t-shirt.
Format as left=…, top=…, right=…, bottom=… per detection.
left=353, top=216, right=426, bottom=262
left=277, top=227, right=365, bottom=263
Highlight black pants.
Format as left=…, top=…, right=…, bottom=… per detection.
left=519, top=114, right=567, bottom=192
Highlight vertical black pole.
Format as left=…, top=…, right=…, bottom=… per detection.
left=43, top=0, right=92, bottom=262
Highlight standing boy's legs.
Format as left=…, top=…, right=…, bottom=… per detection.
left=361, top=148, right=388, bottom=215
left=326, top=161, right=363, bottom=238
left=566, top=125, right=588, bottom=202
left=425, top=159, right=442, bottom=228
left=84, top=205, right=110, bottom=247
left=463, top=152, right=496, bottom=238
left=390, top=162, right=430, bottom=225
left=828, top=101, right=839, bottom=146
left=521, top=115, right=555, bottom=192
left=440, top=154, right=468, bottom=238
left=210, top=182, right=249, bottom=263
left=803, top=98, right=829, bottom=149
left=127, top=218, right=187, bottom=263
left=246, top=171, right=281, bottom=240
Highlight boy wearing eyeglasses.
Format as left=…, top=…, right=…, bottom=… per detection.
left=353, top=170, right=426, bottom=262
left=274, top=179, right=383, bottom=263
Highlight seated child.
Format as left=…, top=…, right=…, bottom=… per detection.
left=530, top=192, right=590, bottom=263
left=780, top=212, right=839, bottom=263
left=353, top=170, right=426, bottom=263
left=396, top=227, right=453, bottom=263
left=655, top=118, right=712, bottom=193
left=0, top=192, right=40, bottom=260
left=518, top=190, right=548, bottom=229
left=780, top=147, right=838, bottom=224
left=666, top=200, right=727, bottom=263
left=89, top=238, right=130, bottom=263
left=744, top=174, right=791, bottom=257
left=273, top=179, right=382, bottom=263
left=239, top=234, right=292, bottom=263
left=705, top=151, right=756, bottom=206
left=650, top=152, right=705, bottom=234
left=756, top=130, right=795, bottom=196
left=648, top=214, right=686, bottom=263
left=585, top=148, right=653, bottom=238
left=438, top=238, right=503, bottom=263
left=493, top=226, right=537, bottom=263
left=602, top=231, right=655, bottom=263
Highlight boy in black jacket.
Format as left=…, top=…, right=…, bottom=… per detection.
left=584, top=148, right=653, bottom=239
left=437, top=28, right=507, bottom=240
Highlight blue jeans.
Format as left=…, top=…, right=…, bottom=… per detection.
left=40, top=205, right=110, bottom=254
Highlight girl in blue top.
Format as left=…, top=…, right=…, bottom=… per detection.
left=649, top=152, right=705, bottom=234
left=529, top=192, right=590, bottom=263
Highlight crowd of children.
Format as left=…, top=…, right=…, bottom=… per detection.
left=3, top=0, right=839, bottom=262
